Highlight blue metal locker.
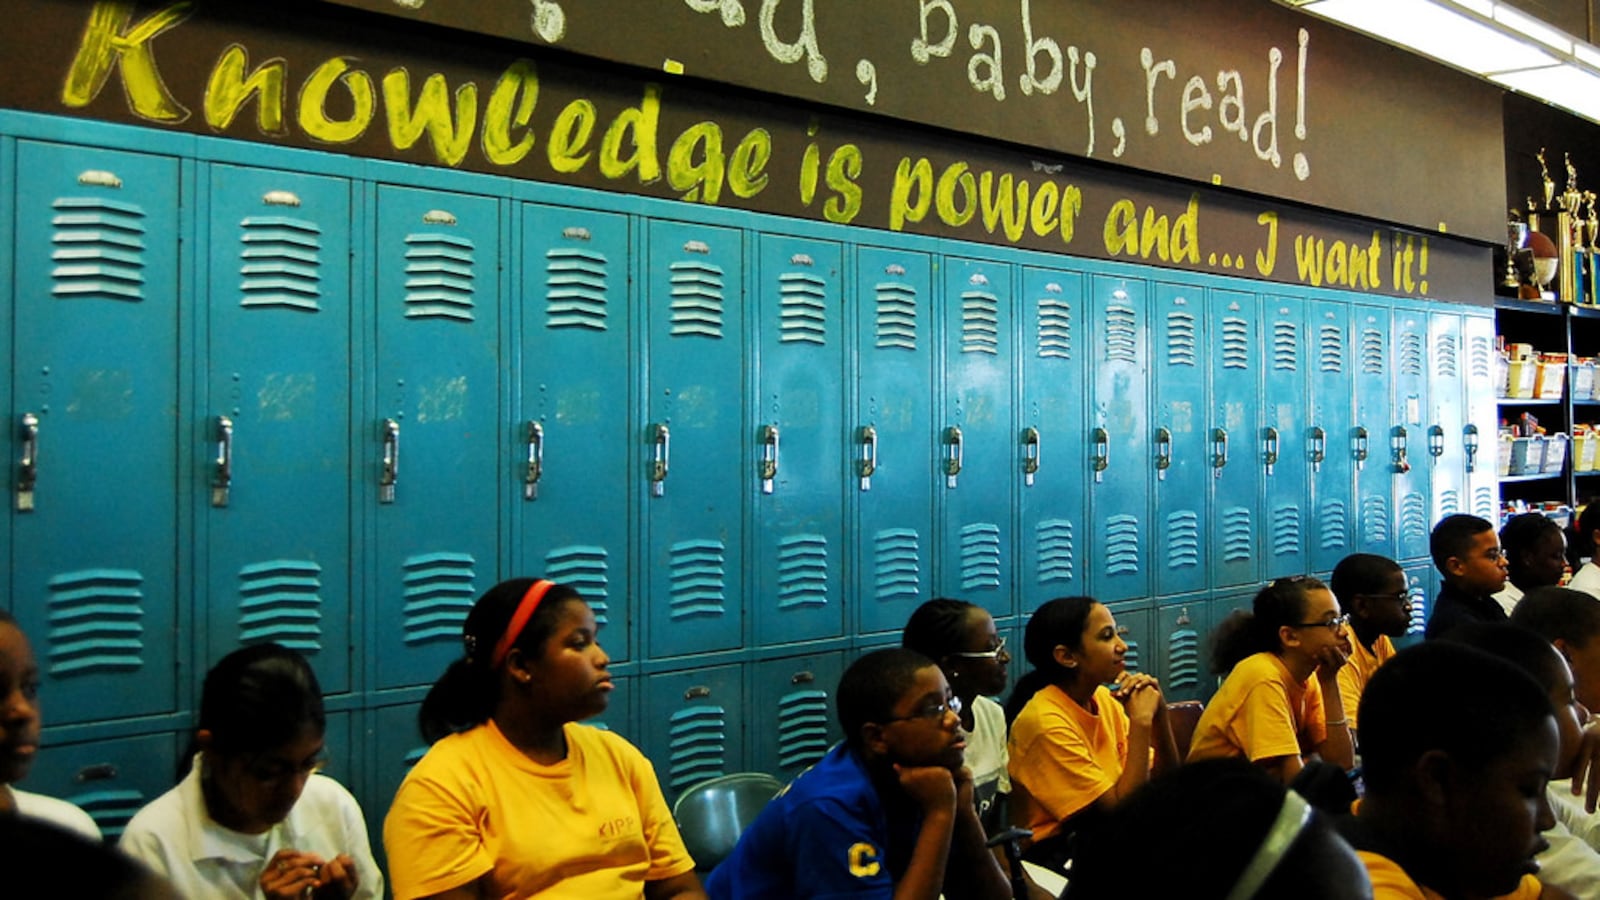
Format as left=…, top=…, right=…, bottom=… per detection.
left=1019, top=265, right=1087, bottom=609
left=1152, top=280, right=1209, bottom=596
left=644, top=220, right=746, bottom=658
left=1401, top=559, right=1434, bottom=645
left=1426, top=308, right=1466, bottom=528
left=937, top=257, right=1016, bottom=621
left=1106, top=601, right=1151, bottom=678
left=1262, top=294, right=1311, bottom=577
left=1461, top=312, right=1499, bottom=521
left=11, top=141, right=181, bottom=723
left=16, top=730, right=178, bottom=841
left=1087, top=272, right=1151, bottom=602
left=373, top=185, right=504, bottom=690
left=519, top=203, right=635, bottom=663
left=1308, top=297, right=1357, bottom=573
left=1155, top=594, right=1211, bottom=703
left=1352, top=303, right=1396, bottom=558
left=750, top=651, right=844, bottom=780
left=853, top=246, right=935, bottom=635
left=202, top=163, right=353, bottom=694
left=1210, top=288, right=1263, bottom=587
left=641, top=663, right=744, bottom=804
left=1391, top=303, right=1431, bottom=562
left=753, top=235, right=845, bottom=646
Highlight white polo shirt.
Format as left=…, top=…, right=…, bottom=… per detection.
left=10, top=786, right=101, bottom=842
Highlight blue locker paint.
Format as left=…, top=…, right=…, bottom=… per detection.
left=753, top=234, right=846, bottom=645
left=938, top=257, right=1016, bottom=621
left=1088, top=273, right=1151, bottom=602
left=1426, top=309, right=1467, bottom=529
left=751, top=650, right=845, bottom=780
left=1155, top=593, right=1212, bottom=704
left=373, top=185, right=504, bottom=690
left=202, top=164, right=353, bottom=694
left=0, top=136, right=12, bottom=615
left=1019, top=265, right=1087, bottom=612
left=1105, top=601, right=1152, bottom=679
left=1391, top=304, right=1432, bottom=563
left=11, top=141, right=182, bottom=724
left=1152, top=280, right=1209, bottom=596
left=1210, top=288, right=1263, bottom=587
left=1461, top=312, right=1499, bottom=521
left=1400, top=559, right=1434, bottom=646
left=641, top=663, right=744, bottom=804
left=1262, top=295, right=1311, bottom=577
left=17, top=730, right=178, bottom=841
left=1308, top=297, right=1357, bottom=573
left=519, top=203, right=635, bottom=663
left=1352, top=303, right=1396, bottom=558
left=644, top=220, right=746, bottom=658
left=853, top=246, right=935, bottom=635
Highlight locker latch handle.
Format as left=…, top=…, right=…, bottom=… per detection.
left=1263, top=426, right=1279, bottom=476
left=1092, top=427, right=1110, bottom=483
left=380, top=419, right=400, bottom=504
left=1353, top=426, right=1369, bottom=471
left=1154, top=427, right=1172, bottom=481
left=212, top=416, right=233, bottom=509
left=759, top=424, right=780, bottom=494
left=683, top=685, right=711, bottom=700
left=943, top=426, right=963, bottom=488
left=1427, top=424, right=1446, bottom=459
left=650, top=423, right=671, bottom=497
left=1464, top=424, right=1480, bottom=473
left=857, top=425, right=877, bottom=491
left=1392, top=425, right=1411, bottom=474
left=16, top=412, right=38, bottom=512
left=790, top=671, right=815, bottom=685
left=525, top=420, right=544, bottom=501
left=1022, top=427, right=1040, bottom=486
left=1309, top=426, right=1326, bottom=473
left=1212, top=427, right=1229, bottom=477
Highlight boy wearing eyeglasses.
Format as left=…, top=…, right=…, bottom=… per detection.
left=1329, top=554, right=1411, bottom=741
left=704, top=648, right=1011, bottom=900
left=1424, top=514, right=1510, bottom=640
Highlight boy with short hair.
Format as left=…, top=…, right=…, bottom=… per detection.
left=704, top=648, right=1010, bottom=900
left=1512, top=586, right=1600, bottom=713
left=1329, top=553, right=1410, bottom=740
left=1424, top=514, right=1510, bottom=640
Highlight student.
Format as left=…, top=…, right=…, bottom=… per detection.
left=0, top=610, right=99, bottom=842
left=1568, top=504, right=1600, bottom=601
left=1496, top=513, right=1569, bottom=614
left=383, top=578, right=702, bottom=900
left=1342, top=641, right=1562, bottom=900
left=1424, top=513, right=1510, bottom=639
left=2, top=817, right=179, bottom=900
left=901, top=598, right=1012, bottom=835
left=1188, top=576, right=1355, bottom=785
left=1328, top=554, right=1410, bottom=741
left=121, top=643, right=381, bottom=900
left=705, top=648, right=1011, bottom=900
left=1513, top=586, right=1600, bottom=722
left=1005, top=596, right=1178, bottom=868
left=1065, top=757, right=1372, bottom=900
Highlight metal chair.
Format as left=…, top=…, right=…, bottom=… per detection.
left=671, top=772, right=786, bottom=873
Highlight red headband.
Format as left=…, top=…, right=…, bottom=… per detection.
left=490, top=580, right=554, bottom=670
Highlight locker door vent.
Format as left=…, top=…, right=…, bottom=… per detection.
left=1361, top=496, right=1391, bottom=544
left=669, top=539, right=727, bottom=619
left=777, top=534, right=829, bottom=609
left=1221, top=317, right=1251, bottom=369
left=1123, top=636, right=1142, bottom=673
left=402, top=746, right=427, bottom=768
left=1273, top=321, right=1299, bottom=371
left=1103, top=305, right=1138, bottom=363
left=1433, top=333, right=1458, bottom=379
left=403, top=232, right=476, bottom=321
left=1035, top=518, right=1075, bottom=585
left=1318, top=325, right=1345, bottom=373
left=1167, top=625, right=1200, bottom=689
left=960, top=290, right=1000, bottom=355
left=1437, top=488, right=1461, bottom=518
left=777, top=688, right=831, bottom=770
left=872, top=529, right=922, bottom=601
left=1360, top=328, right=1385, bottom=374
left=1165, top=311, right=1197, bottom=367
left=236, top=559, right=324, bottom=652
left=1164, top=511, right=1200, bottom=570
left=1398, top=331, right=1425, bottom=377
left=1037, top=295, right=1073, bottom=359
left=1105, top=515, right=1141, bottom=575
left=874, top=281, right=919, bottom=350
left=778, top=272, right=828, bottom=345
left=958, top=523, right=1002, bottom=590
left=238, top=215, right=324, bottom=311
left=545, top=247, right=611, bottom=331
left=1222, top=507, right=1254, bottom=563
left=50, top=197, right=147, bottom=303
left=73, top=789, right=149, bottom=840
left=45, top=569, right=145, bottom=675
left=1400, top=492, right=1429, bottom=543
left=1318, top=499, right=1349, bottom=551
left=400, top=552, right=477, bottom=645
left=668, top=260, right=726, bottom=338
left=668, top=705, right=728, bottom=791
left=1473, top=485, right=1496, bottom=520
left=544, top=545, right=611, bottom=626
left=1272, top=505, right=1302, bottom=557
left=1468, top=334, right=1494, bottom=379
left=1406, top=584, right=1427, bottom=635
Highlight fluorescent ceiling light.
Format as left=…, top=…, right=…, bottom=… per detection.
left=1492, top=63, right=1600, bottom=122
left=1493, top=5, right=1573, bottom=53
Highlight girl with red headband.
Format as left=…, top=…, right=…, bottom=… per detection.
left=383, top=578, right=705, bottom=900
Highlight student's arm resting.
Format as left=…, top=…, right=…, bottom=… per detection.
left=942, top=766, right=1014, bottom=900
left=382, top=772, right=495, bottom=900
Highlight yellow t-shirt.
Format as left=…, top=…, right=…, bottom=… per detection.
left=1358, top=850, right=1541, bottom=900
left=1337, top=634, right=1395, bottom=732
left=383, top=719, right=695, bottom=900
left=1187, top=652, right=1326, bottom=763
left=1006, top=683, right=1129, bottom=842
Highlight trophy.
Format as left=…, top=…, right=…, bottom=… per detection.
left=1585, top=191, right=1598, bottom=251
left=1541, top=148, right=1556, bottom=209
left=1505, top=212, right=1529, bottom=290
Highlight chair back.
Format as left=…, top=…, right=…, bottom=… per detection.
left=1167, top=700, right=1205, bottom=760
left=671, top=772, right=786, bottom=872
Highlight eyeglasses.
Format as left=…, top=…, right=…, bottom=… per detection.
left=1356, top=591, right=1411, bottom=604
left=882, top=694, right=963, bottom=724
left=946, top=636, right=1007, bottom=660
left=1293, top=614, right=1349, bottom=632
left=245, top=753, right=326, bottom=784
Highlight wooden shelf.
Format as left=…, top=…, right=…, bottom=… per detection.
left=1496, top=297, right=1565, bottom=315
left=1500, top=472, right=1565, bottom=482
